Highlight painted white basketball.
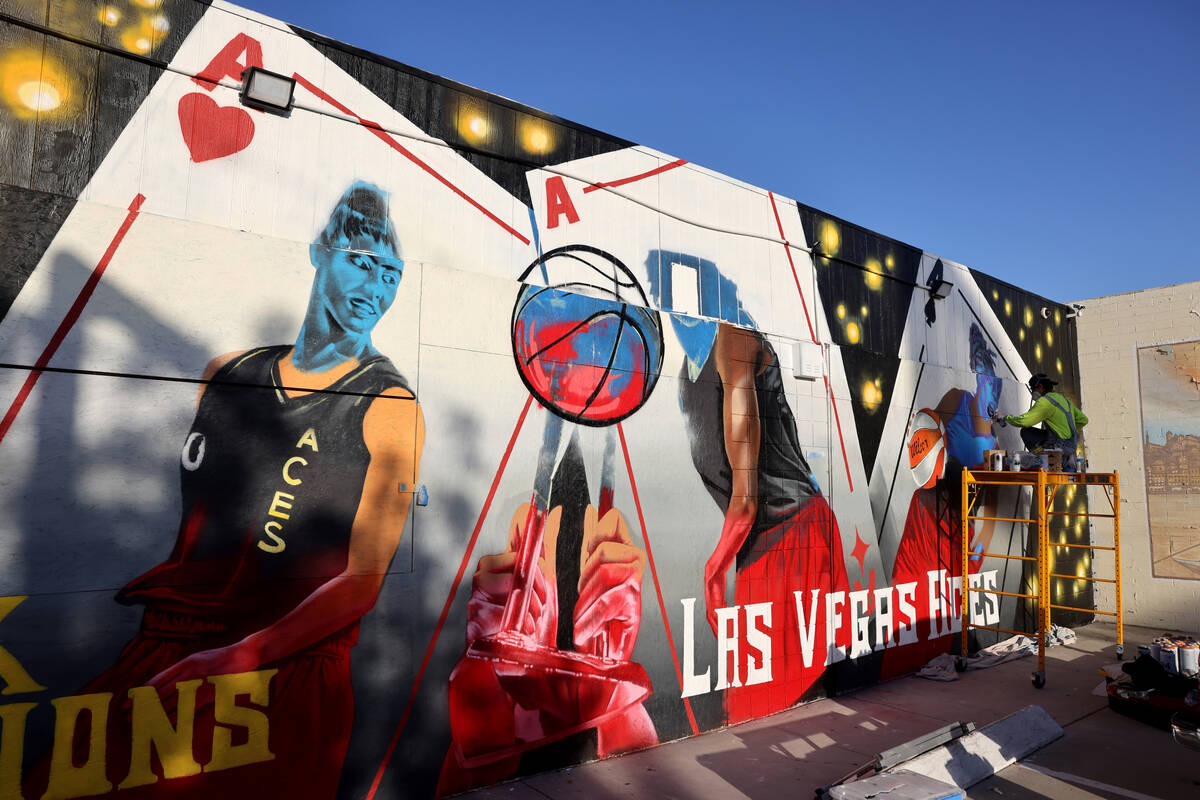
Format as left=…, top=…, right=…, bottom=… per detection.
left=908, top=408, right=946, bottom=489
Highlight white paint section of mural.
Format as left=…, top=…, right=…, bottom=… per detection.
left=82, top=1, right=534, bottom=271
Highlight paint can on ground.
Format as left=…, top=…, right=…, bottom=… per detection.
left=1180, top=643, right=1199, bottom=677
left=1161, top=643, right=1180, bottom=675
left=1150, top=639, right=1164, bottom=662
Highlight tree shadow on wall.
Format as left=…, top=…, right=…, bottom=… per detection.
left=7, top=248, right=302, bottom=773
left=339, top=396, right=507, bottom=799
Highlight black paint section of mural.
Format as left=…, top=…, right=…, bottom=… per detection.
left=290, top=26, right=634, bottom=207
left=0, top=184, right=74, bottom=319
left=796, top=205, right=922, bottom=477
left=0, top=1, right=213, bottom=324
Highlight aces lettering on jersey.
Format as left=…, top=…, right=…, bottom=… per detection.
left=258, top=428, right=319, bottom=554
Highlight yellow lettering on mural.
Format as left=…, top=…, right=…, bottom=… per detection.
left=296, top=428, right=318, bottom=452
left=0, top=702, right=36, bottom=800
left=0, top=597, right=45, bottom=696
left=205, top=670, right=277, bottom=773
left=118, top=681, right=203, bottom=789
left=267, top=491, right=294, bottom=520
left=282, top=456, right=308, bottom=486
left=43, top=693, right=113, bottom=799
left=257, top=521, right=286, bottom=554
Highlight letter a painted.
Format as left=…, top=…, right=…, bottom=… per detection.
left=545, top=176, right=580, bottom=229
left=193, top=34, right=265, bottom=91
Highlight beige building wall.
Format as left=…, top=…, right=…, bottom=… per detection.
left=1075, top=281, right=1200, bottom=632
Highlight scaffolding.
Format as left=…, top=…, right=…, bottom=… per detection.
left=957, top=468, right=1123, bottom=688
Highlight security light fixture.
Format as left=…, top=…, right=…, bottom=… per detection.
left=929, top=278, right=953, bottom=300
left=1066, top=303, right=1085, bottom=319
left=239, top=66, right=295, bottom=115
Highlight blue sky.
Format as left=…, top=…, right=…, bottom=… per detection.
left=244, top=0, right=1199, bottom=304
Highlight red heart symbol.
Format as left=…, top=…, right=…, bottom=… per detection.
left=177, top=92, right=255, bottom=163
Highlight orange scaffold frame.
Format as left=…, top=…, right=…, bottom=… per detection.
left=957, top=468, right=1123, bottom=688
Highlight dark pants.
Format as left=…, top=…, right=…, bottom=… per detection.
left=1020, top=425, right=1062, bottom=453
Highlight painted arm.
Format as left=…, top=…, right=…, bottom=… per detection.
left=704, top=325, right=761, bottom=637
left=440, top=506, right=653, bottom=795
left=574, top=505, right=657, bottom=757
left=149, top=387, right=424, bottom=687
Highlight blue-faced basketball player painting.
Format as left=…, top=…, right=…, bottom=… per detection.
left=24, top=182, right=424, bottom=799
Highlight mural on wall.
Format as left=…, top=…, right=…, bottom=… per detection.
left=13, top=180, right=423, bottom=800
left=0, top=2, right=1091, bottom=798
left=1137, top=340, right=1200, bottom=580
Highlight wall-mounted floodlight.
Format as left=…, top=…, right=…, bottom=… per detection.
left=239, top=66, right=295, bottom=115
left=929, top=278, right=953, bottom=300
left=1066, top=303, right=1085, bottom=319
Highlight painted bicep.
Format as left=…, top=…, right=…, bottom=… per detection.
left=349, top=393, right=423, bottom=572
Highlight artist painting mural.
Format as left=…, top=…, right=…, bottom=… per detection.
left=0, top=3, right=1090, bottom=798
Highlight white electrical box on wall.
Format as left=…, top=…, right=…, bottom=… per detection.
left=792, top=340, right=824, bottom=380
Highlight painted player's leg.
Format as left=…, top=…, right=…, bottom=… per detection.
left=727, top=496, right=846, bottom=723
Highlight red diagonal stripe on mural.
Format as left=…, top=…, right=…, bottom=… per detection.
left=293, top=73, right=531, bottom=246
left=617, top=422, right=700, bottom=735
left=582, top=158, right=688, bottom=193
left=0, top=193, right=146, bottom=449
left=767, top=191, right=854, bottom=492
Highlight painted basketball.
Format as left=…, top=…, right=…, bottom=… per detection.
left=512, top=246, right=664, bottom=426
left=908, top=408, right=945, bottom=489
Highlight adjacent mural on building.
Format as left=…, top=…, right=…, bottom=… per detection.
left=0, top=2, right=1090, bottom=798
left=1138, top=340, right=1200, bottom=580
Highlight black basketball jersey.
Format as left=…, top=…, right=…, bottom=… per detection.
left=678, top=332, right=817, bottom=569
left=120, top=345, right=414, bottom=636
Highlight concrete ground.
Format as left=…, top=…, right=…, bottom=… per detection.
left=455, top=623, right=1200, bottom=800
